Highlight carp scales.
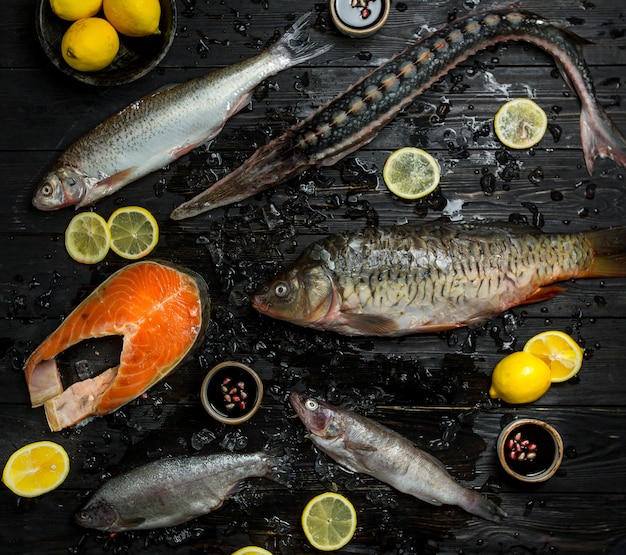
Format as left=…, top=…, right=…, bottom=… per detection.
left=76, top=451, right=291, bottom=531
left=23, top=261, right=210, bottom=431
left=169, top=8, right=626, bottom=220
left=290, top=392, right=507, bottom=522
left=32, top=14, right=331, bottom=211
left=252, top=222, right=626, bottom=337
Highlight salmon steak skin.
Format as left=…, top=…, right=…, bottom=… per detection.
left=23, top=260, right=210, bottom=431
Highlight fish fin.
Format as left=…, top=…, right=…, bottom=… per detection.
left=339, top=312, right=400, bottom=335
left=265, top=453, right=297, bottom=488
left=343, top=440, right=378, bottom=453
left=419, top=450, right=449, bottom=473
left=78, top=168, right=138, bottom=207
left=580, top=102, right=626, bottom=174
left=172, top=141, right=207, bottom=159
left=546, top=27, right=626, bottom=174
left=415, top=494, right=443, bottom=507
left=276, top=12, right=333, bottom=66
left=520, top=285, right=566, bottom=306
left=460, top=492, right=508, bottom=523
left=584, top=227, right=626, bottom=277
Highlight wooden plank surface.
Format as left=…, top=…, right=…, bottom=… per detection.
left=1, top=1, right=626, bottom=554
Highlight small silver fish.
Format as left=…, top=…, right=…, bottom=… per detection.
left=290, top=392, right=507, bottom=523
left=170, top=8, right=626, bottom=220
left=75, top=452, right=291, bottom=531
left=33, top=14, right=331, bottom=211
left=252, top=222, right=626, bottom=337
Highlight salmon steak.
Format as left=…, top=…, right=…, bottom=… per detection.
left=23, top=260, right=210, bottom=431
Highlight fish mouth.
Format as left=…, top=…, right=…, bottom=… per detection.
left=250, top=292, right=270, bottom=313
left=289, top=391, right=308, bottom=419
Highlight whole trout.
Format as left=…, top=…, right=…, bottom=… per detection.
left=33, top=14, right=331, bottom=210
left=252, top=222, right=626, bottom=336
left=290, top=392, right=507, bottom=522
left=75, top=452, right=291, bottom=531
left=170, top=8, right=626, bottom=219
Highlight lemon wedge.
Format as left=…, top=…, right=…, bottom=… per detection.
left=2, top=441, right=70, bottom=498
left=108, top=206, right=159, bottom=260
left=523, top=330, right=584, bottom=383
left=231, top=548, right=274, bottom=555
left=382, top=147, right=440, bottom=200
left=494, top=98, right=548, bottom=149
left=301, top=492, right=357, bottom=551
left=65, top=212, right=111, bottom=264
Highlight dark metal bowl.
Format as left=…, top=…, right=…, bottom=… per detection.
left=36, top=0, right=176, bottom=86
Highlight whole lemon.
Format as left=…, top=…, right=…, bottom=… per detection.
left=489, top=351, right=552, bottom=404
left=103, top=0, right=161, bottom=37
left=50, top=0, right=103, bottom=21
left=61, top=18, right=120, bottom=72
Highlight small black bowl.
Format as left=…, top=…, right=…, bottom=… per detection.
left=201, top=362, right=264, bottom=425
left=36, top=0, right=177, bottom=86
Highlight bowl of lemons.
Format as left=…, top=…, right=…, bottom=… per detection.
left=36, top=0, right=176, bottom=86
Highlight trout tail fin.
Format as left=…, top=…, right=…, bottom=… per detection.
left=585, top=227, right=626, bottom=278
left=276, top=12, right=333, bottom=66
left=263, top=451, right=296, bottom=489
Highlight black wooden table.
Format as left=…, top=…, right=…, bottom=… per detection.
left=2, top=1, right=626, bottom=553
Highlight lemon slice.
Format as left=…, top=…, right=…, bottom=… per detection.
left=301, top=492, right=357, bottom=551
left=494, top=98, right=548, bottom=149
left=382, top=147, right=440, bottom=200
left=65, top=212, right=111, bottom=264
left=523, top=330, right=584, bottom=383
left=489, top=351, right=552, bottom=404
left=231, top=548, right=274, bottom=555
left=2, top=441, right=70, bottom=498
left=107, top=206, right=159, bottom=260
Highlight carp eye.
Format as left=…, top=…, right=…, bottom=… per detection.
left=305, top=399, right=318, bottom=411
left=41, top=184, right=53, bottom=197
left=273, top=281, right=290, bottom=298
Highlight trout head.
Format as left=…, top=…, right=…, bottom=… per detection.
left=251, top=263, right=336, bottom=328
left=75, top=499, right=120, bottom=531
left=33, top=164, right=93, bottom=210
left=290, top=392, right=344, bottom=441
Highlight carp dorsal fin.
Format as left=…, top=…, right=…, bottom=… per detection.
left=339, top=313, right=399, bottom=335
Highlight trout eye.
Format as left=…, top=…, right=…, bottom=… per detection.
left=305, top=399, right=318, bottom=411
left=273, top=281, right=290, bottom=298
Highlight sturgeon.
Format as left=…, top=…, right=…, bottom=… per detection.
left=170, top=8, right=626, bottom=220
